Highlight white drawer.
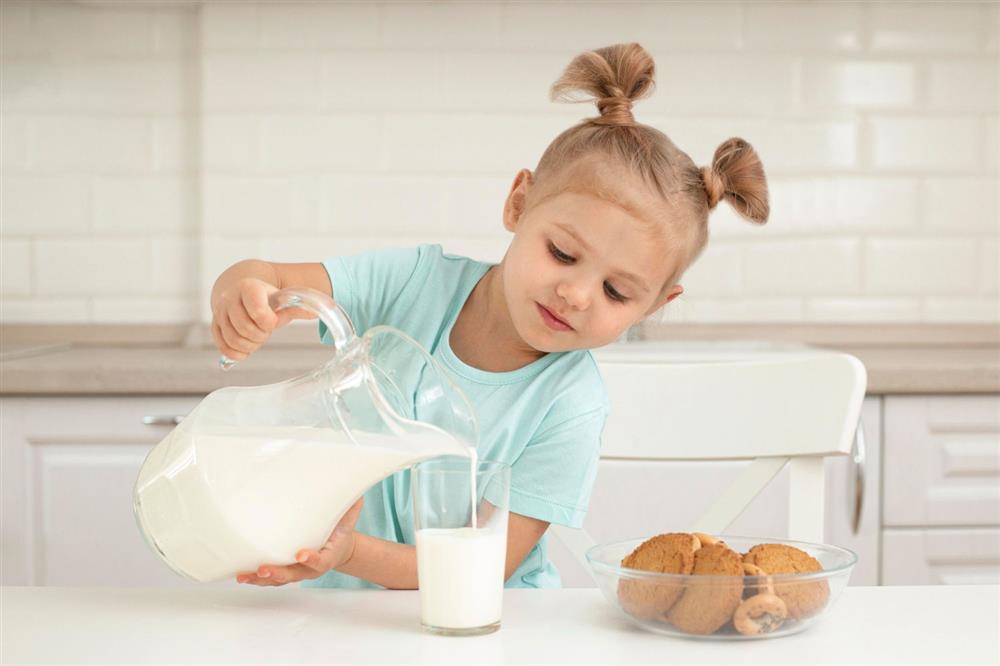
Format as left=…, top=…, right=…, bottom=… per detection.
left=883, top=396, right=1000, bottom=527
left=882, top=528, right=1000, bottom=585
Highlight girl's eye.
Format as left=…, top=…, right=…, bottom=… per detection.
left=548, top=242, right=574, bottom=264
left=604, top=282, right=627, bottom=303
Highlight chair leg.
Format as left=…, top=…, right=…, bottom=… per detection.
left=788, top=456, right=826, bottom=543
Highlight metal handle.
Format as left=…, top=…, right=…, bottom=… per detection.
left=142, top=415, right=184, bottom=426
left=850, top=418, right=866, bottom=535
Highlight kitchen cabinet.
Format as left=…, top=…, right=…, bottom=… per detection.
left=0, top=396, right=217, bottom=588
left=880, top=396, right=1000, bottom=584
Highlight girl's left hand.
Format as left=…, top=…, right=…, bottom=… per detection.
left=235, top=497, right=365, bottom=586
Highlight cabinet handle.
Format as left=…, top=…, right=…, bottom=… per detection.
left=850, top=419, right=866, bottom=535
left=142, top=415, right=184, bottom=426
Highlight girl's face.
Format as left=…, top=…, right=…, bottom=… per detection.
left=500, top=169, right=685, bottom=353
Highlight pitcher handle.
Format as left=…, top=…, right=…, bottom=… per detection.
left=218, top=288, right=356, bottom=371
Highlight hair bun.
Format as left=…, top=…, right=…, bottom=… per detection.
left=550, top=43, right=655, bottom=127
left=702, top=137, right=769, bottom=224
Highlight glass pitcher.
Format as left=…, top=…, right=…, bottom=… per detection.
left=133, top=288, right=478, bottom=583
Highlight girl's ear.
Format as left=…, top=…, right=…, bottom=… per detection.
left=503, top=169, right=534, bottom=233
left=645, top=284, right=683, bottom=316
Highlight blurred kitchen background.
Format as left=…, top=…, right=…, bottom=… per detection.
left=1, top=1, right=998, bottom=590
left=1, top=0, right=997, bottom=325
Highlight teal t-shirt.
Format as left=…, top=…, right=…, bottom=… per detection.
left=301, top=244, right=609, bottom=589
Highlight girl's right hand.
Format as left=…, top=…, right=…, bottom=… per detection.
left=210, top=277, right=316, bottom=361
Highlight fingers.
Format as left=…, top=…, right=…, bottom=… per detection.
left=236, top=561, right=321, bottom=586
left=212, top=321, right=247, bottom=362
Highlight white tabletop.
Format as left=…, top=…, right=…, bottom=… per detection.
left=2, top=585, right=998, bottom=665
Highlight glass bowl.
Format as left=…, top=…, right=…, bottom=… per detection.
left=586, top=535, right=856, bottom=640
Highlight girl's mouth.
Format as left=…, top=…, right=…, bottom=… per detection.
left=536, top=303, right=573, bottom=331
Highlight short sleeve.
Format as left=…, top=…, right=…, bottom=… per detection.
left=318, top=245, right=426, bottom=343
left=507, top=404, right=608, bottom=528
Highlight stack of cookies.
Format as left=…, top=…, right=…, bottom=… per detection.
left=616, top=533, right=830, bottom=636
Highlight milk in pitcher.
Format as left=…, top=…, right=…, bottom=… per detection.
left=134, top=425, right=468, bottom=582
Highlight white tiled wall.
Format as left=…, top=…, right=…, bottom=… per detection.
left=2, top=0, right=997, bottom=324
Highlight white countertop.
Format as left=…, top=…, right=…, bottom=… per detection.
left=2, top=585, right=998, bottom=665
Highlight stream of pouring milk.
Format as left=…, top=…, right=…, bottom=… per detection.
left=134, top=425, right=474, bottom=582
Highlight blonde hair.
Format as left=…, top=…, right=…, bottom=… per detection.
left=532, top=43, right=769, bottom=291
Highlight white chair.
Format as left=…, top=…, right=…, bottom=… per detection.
left=552, top=346, right=867, bottom=581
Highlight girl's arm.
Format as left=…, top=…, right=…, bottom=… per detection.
left=209, top=260, right=331, bottom=361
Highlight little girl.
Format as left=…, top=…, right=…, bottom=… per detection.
left=211, top=43, right=769, bottom=590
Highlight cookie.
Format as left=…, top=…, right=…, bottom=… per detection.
left=742, top=544, right=829, bottom=619
left=665, top=543, right=744, bottom=635
left=741, top=562, right=774, bottom=598
left=733, top=593, right=788, bottom=636
left=616, top=533, right=700, bottom=620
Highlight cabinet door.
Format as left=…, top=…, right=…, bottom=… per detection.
left=548, top=396, right=881, bottom=588
left=882, top=528, right=1000, bottom=585
left=883, top=396, right=1000, bottom=527
left=0, top=396, right=224, bottom=588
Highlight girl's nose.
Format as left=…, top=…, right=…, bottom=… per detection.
left=556, top=280, right=590, bottom=310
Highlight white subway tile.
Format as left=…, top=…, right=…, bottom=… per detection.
left=804, top=298, right=921, bottom=322
left=1, top=114, right=29, bottom=172
left=149, top=237, right=199, bottom=296
left=35, top=239, right=151, bottom=295
left=383, top=113, right=590, bottom=174
left=94, top=176, right=196, bottom=235
left=31, top=116, right=152, bottom=172
left=91, top=297, right=198, bottom=324
left=865, top=238, right=978, bottom=295
left=33, top=1, right=155, bottom=57
left=928, top=61, right=999, bottom=112
left=981, top=240, right=999, bottom=294
left=0, top=62, right=60, bottom=113
left=714, top=177, right=917, bottom=239
left=923, top=178, right=999, bottom=233
left=258, top=114, right=381, bottom=171
left=202, top=176, right=318, bottom=235
left=677, top=242, right=742, bottom=296
left=320, top=175, right=447, bottom=236
left=986, top=4, right=999, bottom=54
left=802, top=61, right=916, bottom=109
left=202, top=53, right=321, bottom=111
left=745, top=1, right=862, bottom=51
left=1, top=239, right=31, bottom=295
left=259, top=2, right=377, bottom=49
left=0, top=298, right=90, bottom=323
left=55, top=60, right=194, bottom=114
left=321, top=51, right=445, bottom=111
left=500, top=2, right=741, bottom=53
left=655, top=298, right=805, bottom=323
left=656, top=117, right=857, bottom=173
left=438, top=238, right=507, bottom=264
left=1, top=1, right=43, bottom=57
left=986, top=116, right=999, bottom=172
left=440, top=176, right=513, bottom=237
left=201, top=2, right=258, bottom=52
left=202, top=115, right=259, bottom=172
left=649, top=55, right=798, bottom=116
left=1, top=176, right=92, bottom=235
left=440, top=52, right=565, bottom=113
left=924, top=298, right=1000, bottom=322
left=153, top=7, right=199, bottom=56
left=255, top=237, right=337, bottom=264
left=871, top=2, right=981, bottom=53
left=871, top=117, right=978, bottom=171
left=153, top=116, right=198, bottom=174
left=379, top=1, right=500, bottom=50
left=743, top=239, right=861, bottom=295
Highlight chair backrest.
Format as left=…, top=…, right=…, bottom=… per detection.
left=550, top=347, right=867, bottom=578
